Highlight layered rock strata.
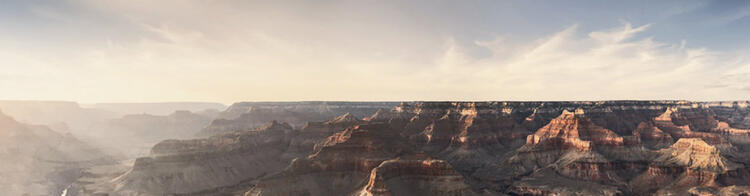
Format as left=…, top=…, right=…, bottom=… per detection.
left=75, top=101, right=750, bottom=196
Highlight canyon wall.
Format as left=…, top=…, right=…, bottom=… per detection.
left=72, top=101, right=750, bottom=196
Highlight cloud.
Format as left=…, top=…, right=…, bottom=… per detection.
left=1, top=1, right=749, bottom=102
left=420, top=23, right=750, bottom=101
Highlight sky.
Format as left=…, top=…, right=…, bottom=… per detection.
left=1, top=0, right=749, bottom=104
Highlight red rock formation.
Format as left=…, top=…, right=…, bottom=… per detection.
left=632, top=121, right=674, bottom=149
left=247, top=122, right=484, bottom=196
left=362, top=158, right=473, bottom=196
left=653, top=108, right=727, bottom=145
left=72, top=101, right=750, bottom=196
left=523, top=110, right=627, bottom=151
left=247, top=123, right=410, bottom=196
left=631, top=138, right=747, bottom=194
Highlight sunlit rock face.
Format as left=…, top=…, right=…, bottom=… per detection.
left=630, top=138, right=750, bottom=195
left=492, top=103, right=750, bottom=196
left=246, top=123, right=483, bottom=196
left=361, top=159, right=473, bottom=196
left=0, top=111, right=113, bottom=196
left=69, top=101, right=750, bottom=196
left=246, top=101, right=693, bottom=196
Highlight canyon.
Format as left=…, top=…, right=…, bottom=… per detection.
left=4, top=101, right=750, bottom=195
left=0, top=111, right=114, bottom=196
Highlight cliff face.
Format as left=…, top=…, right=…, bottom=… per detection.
left=71, top=113, right=363, bottom=196
left=109, top=121, right=294, bottom=195
left=246, top=123, right=480, bottom=196
left=248, top=101, right=750, bottom=196
left=362, top=159, right=473, bottom=196
left=75, top=101, right=750, bottom=196
left=630, top=138, right=748, bottom=195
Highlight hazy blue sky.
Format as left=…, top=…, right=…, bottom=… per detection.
left=1, top=0, right=749, bottom=103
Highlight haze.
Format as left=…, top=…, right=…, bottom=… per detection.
left=1, top=0, right=749, bottom=103
left=3, top=2, right=750, bottom=195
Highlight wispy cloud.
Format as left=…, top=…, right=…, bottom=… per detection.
left=0, top=1, right=748, bottom=102
left=422, top=23, right=749, bottom=100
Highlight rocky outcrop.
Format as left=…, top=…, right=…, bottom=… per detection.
left=244, top=101, right=750, bottom=196
left=653, top=138, right=738, bottom=171
left=360, top=159, right=475, bottom=196
left=491, top=110, right=651, bottom=194
left=293, top=113, right=363, bottom=155
left=246, top=123, right=482, bottom=196
left=630, top=138, right=749, bottom=195
left=632, top=121, right=674, bottom=149
left=246, top=123, right=413, bottom=196
left=652, top=107, right=728, bottom=145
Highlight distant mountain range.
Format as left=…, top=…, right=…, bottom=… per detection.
left=84, top=102, right=227, bottom=116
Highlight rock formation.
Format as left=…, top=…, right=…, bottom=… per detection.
left=66, top=101, right=750, bottom=196
left=246, top=123, right=481, bottom=196
left=69, top=113, right=364, bottom=195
